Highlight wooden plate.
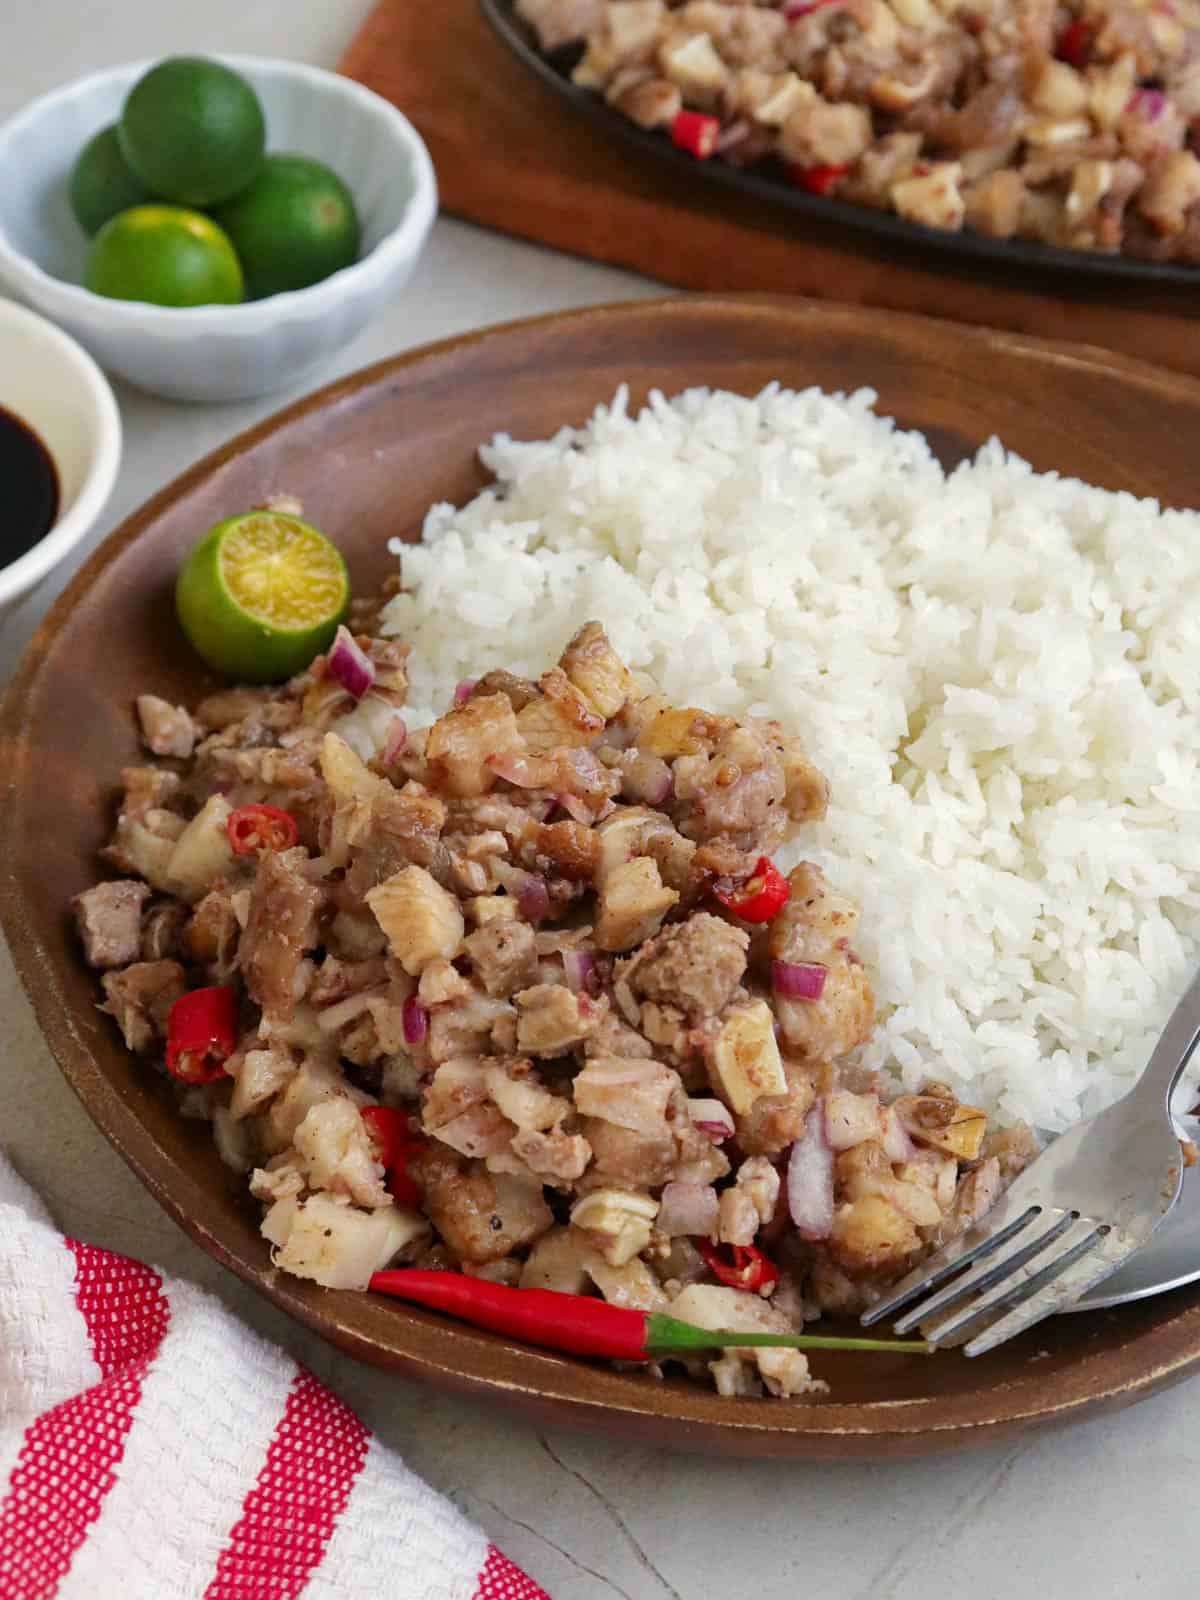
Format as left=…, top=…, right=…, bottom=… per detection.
left=480, top=0, right=1200, bottom=289
left=6, top=295, right=1200, bottom=1458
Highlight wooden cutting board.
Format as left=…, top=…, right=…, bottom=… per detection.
left=340, top=0, right=1200, bottom=378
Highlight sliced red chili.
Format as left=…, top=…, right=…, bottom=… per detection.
left=1054, top=18, right=1092, bottom=65
left=165, top=985, right=238, bottom=1085
left=227, top=804, right=299, bottom=856
left=714, top=856, right=791, bottom=923
left=361, top=1105, right=424, bottom=1209
left=789, top=162, right=850, bottom=196
left=670, top=109, right=721, bottom=159
left=700, top=1240, right=780, bottom=1295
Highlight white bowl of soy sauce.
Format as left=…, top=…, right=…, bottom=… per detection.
left=0, top=297, right=120, bottom=614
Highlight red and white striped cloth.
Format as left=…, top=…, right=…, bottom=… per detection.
left=0, top=1157, right=549, bottom=1600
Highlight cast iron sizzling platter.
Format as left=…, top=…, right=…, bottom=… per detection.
left=5, top=296, right=1200, bottom=1458
left=480, top=0, right=1200, bottom=288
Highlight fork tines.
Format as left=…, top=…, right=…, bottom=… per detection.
left=861, top=1200, right=1118, bottom=1358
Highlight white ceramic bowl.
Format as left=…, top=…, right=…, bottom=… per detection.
left=0, top=297, right=122, bottom=614
left=0, top=57, right=437, bottom=403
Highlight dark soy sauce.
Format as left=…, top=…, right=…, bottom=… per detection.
left=1, top=405, right=59, bottom=565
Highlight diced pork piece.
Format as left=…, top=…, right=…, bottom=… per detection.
left=668, top=1284, right=822, bottom=1398
left=136, top=694, right=198, bottom=760
left=611, top=73, right=681, bottom=128
left=103, top=809, right=186, bottom=893
left=595, top=806, right=694, bottom=888
left=516, top=0, right=605, bottom=51
left=116, top=764, right=182, bottom=822
left=1138, top=150, right=1200, bottom=235
left=427, top=991, right=515, bottom=1064
left=769, top=863, right=874, bottom=1061
left=73, top=880, right=150, bottom=970
left=261, top=1192, right=427, bottom=1291
left=618, top=911, right=748, bottom=1016
left=463, top=918, right=538, bottom=997
left=594, top=856, right=678, bottom=951
left=581, top=1117, right=678, bottom=1188
left=779, top=97, right=871, bottom=167
left=165, top=794, right=235, bottom=903
left=293, top=1097, right=390, bottom=1209
left=573, top=1057, right=680, bottom=1136
left=558, top=621, right=637, bottom=719
left=671, top=723, right=788, bottom=855
left=981, top=1120, right=1038, bottom=1182
left=366, top=864, right=463, bottom=976
left=515, top=983, right=596, bottom=1055
left=469, top=669, right=542, bottom=713
left=931, top=1155, right=1002, bottom=1245
left=249, top=1150, right=305, bottom=1205
left=707, top=1000, right=788, bottom=1115
left=140, top=900, right=187, bottom=961
left=892, top=163, right=966, bottom=232
left=577, top=1241, right=669, bottom=1311
left=263, top=1053, right=367, bottom=1152
left=519, top=1226, right=591, bottom=1294
left=432, top=1102, right=515, bottom=1159
left=894, top=1092, right=988, bottom=1159
left=515, top=668, right=606, bottom=753
left=230, top=1046, right=297, bottom=1120
left=183, top=889, right=242, bottom=983
left=824, top=1089, right=883, bottom=1150
left=484, top=1058, right=568, bottom=1132
left=413, top=1145, right=552, bottom=1264
left=100, top=960, right=186, bottom=1054
left=965, top=169, right=1026, bottom=238
left=241, top=848, right=323, bottom=1017
left=426, top=693, right=523, bottom=798
left=830, top=1193, right=919, bottom=1270
left=510, top=1125, right=592, bottom=1184
left=734, top=1058, right=819, bottom=1156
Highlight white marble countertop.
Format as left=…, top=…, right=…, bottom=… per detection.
left=2, top=7, right=1195, bottom=1597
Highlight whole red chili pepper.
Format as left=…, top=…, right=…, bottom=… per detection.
left=227, top=804, right=300, bottom=856
left=165, top=986, right=238, bottom=1085
left=361, top=1106, right=424, bottom=1209
left=369, top=1271, right=930, bottom=1360
left=670, top=109, right=721, bottom=160
left=789, top=162, right=850, bottom=196
left=714, top=856, right=791, bottom=922
left=699, top=1241, right=780, bottom=1295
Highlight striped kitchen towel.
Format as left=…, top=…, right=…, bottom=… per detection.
left=0, top=1156, right=548, bottom=1600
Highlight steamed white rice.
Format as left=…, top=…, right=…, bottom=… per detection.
left=382, top=384, right=1200, bottom=1133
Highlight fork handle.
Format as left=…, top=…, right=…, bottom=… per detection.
left=1135, top=966, right=1200, bottom=1109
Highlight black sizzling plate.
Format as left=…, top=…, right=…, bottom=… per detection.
left=481, top=0, right=1200, bottom=289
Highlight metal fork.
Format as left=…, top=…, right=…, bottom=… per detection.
left=861, top=967, right=1200, bottom=1357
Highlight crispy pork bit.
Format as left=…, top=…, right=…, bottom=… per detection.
left=414, top=1145, right=553, bottom=1264
left=426, top=693, right=523, bottom=797
left=366, top=864, right=464, bottom=975
left=74, top=880, right=150, bottom=970
left=594, top=856, right=678, bottom=951
left=241, top=847, right=322, bottom=1017
left=100, top=960, right=186, bottom=1054
left=515, top=983, right=596, bottom=1055
left=619, top=911, right=748, bottom=1016
left=709, top=1000, right=788, bottom=1115
left=136, top=694, right=198, bottom=760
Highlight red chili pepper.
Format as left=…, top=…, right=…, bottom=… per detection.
left=714, top=856, right=791, bottom=922
left=227, top=804, right=299, bottom=856
left=788, top=162, right=850, bottom=196
left=1054, top=18, right=1092, bottom=65
left=699, top=1241, right=781, bottom=1294
left=165, top=986, right=238, bottom=1085
left=670, top=109, right=721, bottom=160
left=361, top=1106, right=424, bottom=1209
left=369, top=1271, right=929, bottom=1359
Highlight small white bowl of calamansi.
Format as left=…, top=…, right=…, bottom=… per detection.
left=0, top=56, right=436, bottom=402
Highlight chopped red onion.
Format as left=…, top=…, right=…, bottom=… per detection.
left=453, top=678, right=477, bottom=707
left=556, top=790, right=593, bottom=825
left=686, top=1097, right=735, bottom=1142
left=326, top=626, right=375, bottom=701
left=772, top=960, right=827, bottom=1000
left=562, top=947, right=598, bottom=995
left=1129, top=88, right=1167, bottom=121
left=787, top=1103, right=834, bottom=1240
left=382, top=715, right=409, bottom=763
left=516, top=874, right=550, bottom=924
left=402, top=994, right=428, bottom=1046
left=658, top=1182, right=720, bottom=1238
